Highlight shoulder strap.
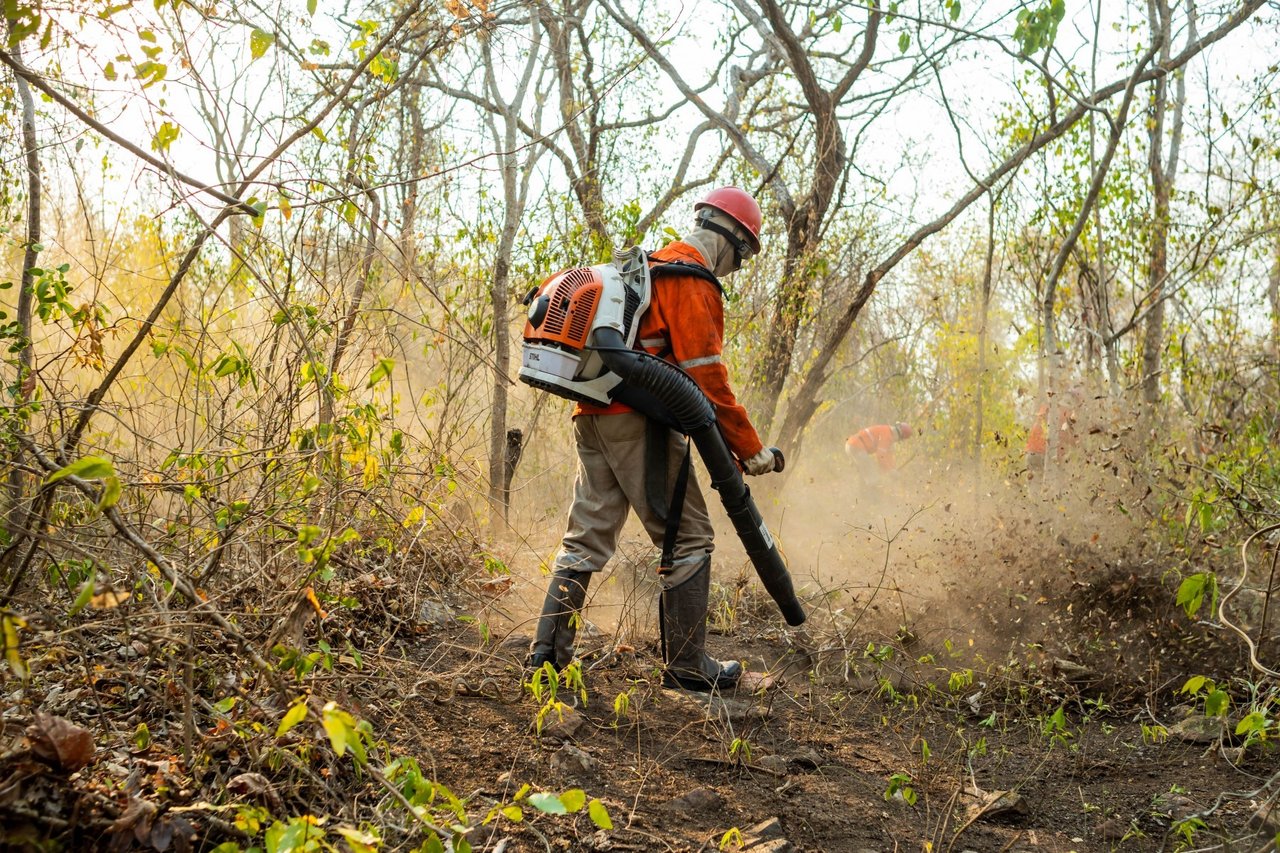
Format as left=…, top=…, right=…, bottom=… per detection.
left=648, top=260, right=724, bottom=295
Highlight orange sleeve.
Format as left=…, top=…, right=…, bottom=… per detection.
left=1025, top=406, right=1048, bottom=453
left=661, top=277, right=764, bottom=460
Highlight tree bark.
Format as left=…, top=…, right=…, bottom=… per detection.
left=321, top=101, right=380, bottom=431
left=1268, top=229, right=1279, bottom=392
left=1141, top=0, right=1190, bottom=407
left=5, top=28, right=39, bottom=537
left=747, top=0, right=875, bottom=435
left=401, top=90, right=425, bottom=272
left=538, top=0, right=610, bottom=246
left=480, top=19, right=543, bottom=513
left=975, top=192, right=997, bottom=468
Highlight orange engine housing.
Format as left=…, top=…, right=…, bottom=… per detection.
left=523, top=267, right=603, bottom=350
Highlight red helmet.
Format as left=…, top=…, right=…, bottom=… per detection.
left=695, top=187, right=762, bottom=254
left=894, top=422, right=914, bottom=439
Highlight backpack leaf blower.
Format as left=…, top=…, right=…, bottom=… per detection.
left=519, top=247, right=806, bottom=627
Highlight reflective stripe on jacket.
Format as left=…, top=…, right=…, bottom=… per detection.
left=574, top=241, right=765, bottom=461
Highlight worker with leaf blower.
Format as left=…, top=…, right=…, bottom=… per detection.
left=521, top=186, right=799, bottom=692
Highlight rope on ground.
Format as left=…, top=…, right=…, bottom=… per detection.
left=1219, top=522, right=1280, bottom=680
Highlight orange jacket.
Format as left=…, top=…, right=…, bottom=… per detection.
left=575, top=242, right=765, bottom=460
left=1025, top=404, right=1076, bottom=456
left=846, top=424, right=898, bottom=471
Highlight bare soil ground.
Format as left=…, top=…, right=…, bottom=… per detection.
left=2, top=540, right=1276, bottom=853
left=2, top=456, right=1277, bottom=852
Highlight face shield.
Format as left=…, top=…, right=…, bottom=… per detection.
left=696, top=210, right=756, bottom=275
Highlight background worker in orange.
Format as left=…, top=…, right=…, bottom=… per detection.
left=1024, top=389, right=1080, bottom=477
left=845, top=422, right=914, bottom=471
left=528, top=186, right=780, bottom=692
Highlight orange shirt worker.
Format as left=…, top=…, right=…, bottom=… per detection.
left=845, top=422, right=914, bottom=471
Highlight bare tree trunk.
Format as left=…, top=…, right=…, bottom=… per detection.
left=1141, top=0, right=1190, bottom=407
left=538, top=0, right=610, bottom=247
left=401, top=90, right=425, bottom=272
left=479, top=20, right=543, bottom=514
left=5, top=28, right=38, bottom=536
left=756, top=107, right=849, bottom=433
left=746, top=0, right=875, bottom=436
left=320, top=104, right=380, bottom=430
left=975, top=192, right=996, bottom=468
left=1268, top=229, right=1280, bottom=396
left=1269, top=234, right=1280, bottom=362
left=1040, top=41, right=1154, bottom=479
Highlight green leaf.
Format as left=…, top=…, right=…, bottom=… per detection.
left=104, top=61, right=117, bottom=81
left=950, top=0, right=961, bottom=21
left=321, top=702, right=364, bottom=763
left=250, top=29, right=275, bottom=60
left=559, top=789, right=586, bottom=813
left=307, top=0, right=317, bottom=15
left=335, top=826, right=379, bottom=853
left=213, top=696, right=238, bottom=713
left=1181, top=675, right=1208, bottom=696
left=98, top=476, right=123, bottom=510
left=367, top=357, right=395, bottom=388
left=898, top=32, right=910, bottom=53
left=832, top=13, right=841, bottom=32
left=1176, top=573, right=1216, bottom=619
left=1197, top=502, right=1215, bottom=533
left=500, top=805, right=523, bottom=823
left=135, top=60, right=167, bottom=88
left=1205, top=689, right=1229, bottom=717
left=423, top=836, right=446, bottom=853
left=151, top=121, right=181, bottom=152
left=527, top=792, right=566, bottom=815
left=69, top=574, right=96, bottom=615
left=588, top=799, right=613, bottom=829
left=1235, top=711, right=1268, bottom=736
left=276, top=701, right=308, bottom=737
left=46, top=456, right=115, bottom=484
left=214, top=355, right=240, bottom=378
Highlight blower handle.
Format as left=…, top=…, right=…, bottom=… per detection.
left=769, top=447, right=785, bottom=473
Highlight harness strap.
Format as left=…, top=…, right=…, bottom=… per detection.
left=645, top=422, right=693, bottom=573
left=660, top=441, right=692, bottom=573
left=649, top=261, right=724, bottom=294
left=645, top=419, right=670, bottom=523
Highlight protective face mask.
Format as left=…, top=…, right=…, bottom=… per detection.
left=713, top=240, right=741, bottom=277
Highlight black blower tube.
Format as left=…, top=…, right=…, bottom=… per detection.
left=594, top=329, right=807, bottom=626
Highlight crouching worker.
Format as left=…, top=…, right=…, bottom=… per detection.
left=528, top=187, right=779, bottom=691
left=845, top=422, right=913, bottom=472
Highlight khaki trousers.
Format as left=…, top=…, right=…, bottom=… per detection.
left=553, top=413, right=715, bottom=578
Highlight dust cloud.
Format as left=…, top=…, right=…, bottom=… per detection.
left=492, top=397, right=1153, bottom=662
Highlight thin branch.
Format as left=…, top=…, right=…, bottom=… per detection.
left=0, top=49, right=258, bottom=215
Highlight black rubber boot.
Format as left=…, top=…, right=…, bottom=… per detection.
left=528, top=569, right=591, bottom=671
left=660, top=558, right=741, bottom=691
